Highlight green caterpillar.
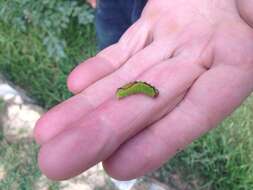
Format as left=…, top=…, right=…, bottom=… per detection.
left=116, top=81, right=159, bottom=99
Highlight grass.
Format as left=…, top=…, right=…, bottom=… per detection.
left=0, top=99, right=4, bottom=111
left=0, top=99, right=59, bottom=189
left=0, top=138, right=60, bottom=190
left=0, top=21, right=97, bottom=109
left=0, top=15, right=253, bottom=190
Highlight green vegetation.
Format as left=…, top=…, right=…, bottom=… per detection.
left=0, top=99, right=4, bottom=112
left=0, top=0, right=94, bottom=60
left=0, top=1, right=96, bottom=189
left=0, top=20, right=96, bottom=109
left=0, top=1, right=253, bottom=189
left=0, top=138, right=60, bottom=190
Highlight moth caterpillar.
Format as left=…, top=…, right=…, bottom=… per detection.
left=116, top=81, right=159, bottom=99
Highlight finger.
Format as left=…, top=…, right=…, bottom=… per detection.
left=89, top=0, right=96, bottom=8
left=67, top=19, right=153, bottom=94
left=38, top=57, right=205, bottom=180
left=237, top=0, right=253, bottom=28
left=34, top=40, right=177, bottom=145
left=102, top=64, right=253, bottom=180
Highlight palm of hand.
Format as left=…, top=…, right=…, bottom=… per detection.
left=34, top=0, right=253, bottom=180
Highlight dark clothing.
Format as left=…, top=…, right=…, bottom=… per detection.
left=95, top=0, right=148, bottom=49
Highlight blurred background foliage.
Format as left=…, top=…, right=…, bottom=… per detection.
left=0, top=0, right=94, bottom=60
left=0, top=1, right=253, bottom=190
left=0, top=0, right=97, bottom=109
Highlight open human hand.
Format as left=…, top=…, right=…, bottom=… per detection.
left=34, top=0, right=253, bottom=180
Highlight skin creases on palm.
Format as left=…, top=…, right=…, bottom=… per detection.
left=34, top=0, right=253, bottom=181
